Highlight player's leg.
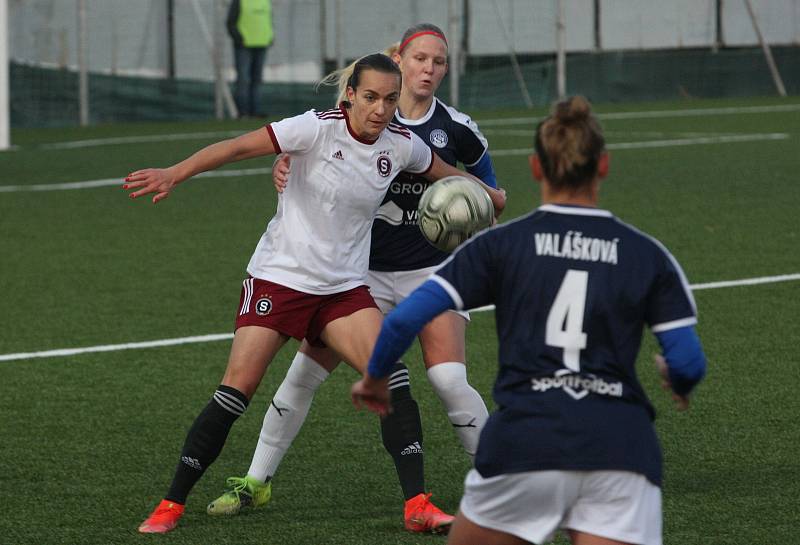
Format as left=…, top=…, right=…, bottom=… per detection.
left=139, top=325, right=289, bottom=533
left=208, top=342, right=341, bottom=515
left=419, top=311, right=489, bottom=459
left=319, top=293, right=453, bottom=533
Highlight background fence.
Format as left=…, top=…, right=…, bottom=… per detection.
left=4, top=0, right=800, bottom=128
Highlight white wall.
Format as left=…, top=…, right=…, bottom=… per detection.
left=600, top=0, right=717, bottom=49
left=722, top=0, right=800, bottom=45
left=7, top=0, right=800, bottom=83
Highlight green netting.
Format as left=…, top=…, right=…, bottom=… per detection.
left=450, top=45, right=800, bottom=110
left=10, top=46, right=800, bottom=128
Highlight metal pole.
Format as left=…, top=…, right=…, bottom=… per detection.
left=556, top=0, right=566, bottom=100
left=320, top=0, right=327, bottom=76
left=213, top=0, right=223, bottom=118
left=189, top=0, right=237, bottom=117
left=448, top=0, right=460, bottom=108
left=167, top=0, right=176, bottom=79
left=743, top=0, right=786, bottom=97
left=335, top=0, right=343, bottom=69
left=0, top=0, right=9, bottom=149
left=489, top=0, right=533, bottom=108
left=77, top=0, right=89, bottom=126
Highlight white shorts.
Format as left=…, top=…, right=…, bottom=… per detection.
left=459, top=469, right=662, bottom=545
left=367, top=266, right=469, bottom=320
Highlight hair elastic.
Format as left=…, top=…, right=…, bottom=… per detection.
left=398, top=31, right=448, bottom=54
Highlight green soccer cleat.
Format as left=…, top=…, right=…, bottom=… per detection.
left=207, top=475, right=272, bottom=516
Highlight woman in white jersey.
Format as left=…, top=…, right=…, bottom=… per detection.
left=207, top=24, right=501, bottom=534
left=124, top=53, right=506, bottom=535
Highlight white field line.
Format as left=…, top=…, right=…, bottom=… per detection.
left=477, top=103, right=800, bottom=127
left=39, top=130, right=246, bottom=150
left=1, top=273, right=799, bottom=363
left=489, top=132, right=789, bottom=156
left=468, top=273, right=800, bottom=313
left=0, top=167, right=272, bottom=193
left=6, top=103, right=798, bottom=153
left=0, top=133, right=789, bottom=193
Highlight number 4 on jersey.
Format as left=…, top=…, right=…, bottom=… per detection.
left=545, top=269, right=588, bottom=372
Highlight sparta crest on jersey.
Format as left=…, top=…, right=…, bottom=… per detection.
left=370, top=97, right=491, bottom=272
left=247, top=106, right=432, bottom=295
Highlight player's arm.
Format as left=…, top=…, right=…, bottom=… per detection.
left=124, top=127, right=276, bottom=204
left=466, top=153, right=498, bottom=189
left=351, top=280, right=456, bottom=415
left=424, top=152, right=506, bottom=218
left=653, top=326, right=707, bottom=410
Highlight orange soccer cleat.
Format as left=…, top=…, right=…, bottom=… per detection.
left=404, top=493, right=454, bottom=534
left=138, top=499, right=185, bottom=534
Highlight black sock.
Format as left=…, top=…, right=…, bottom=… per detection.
left=379, top=362, right=425, bottom=501
left=165, top=385, right=249, bottom=504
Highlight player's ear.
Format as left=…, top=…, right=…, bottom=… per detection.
left=529, top=154, right=544, bottom=181
left=598, top=152, right=609, bottom=179
left=346, top=86, right=356, bottom=103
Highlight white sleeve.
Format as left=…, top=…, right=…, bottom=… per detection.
left=266, top=110, right=320, bottom=155
left=404, top=131, right=434, bottom=174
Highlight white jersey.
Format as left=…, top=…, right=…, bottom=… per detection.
left=247, top=106, right=433, bottom=295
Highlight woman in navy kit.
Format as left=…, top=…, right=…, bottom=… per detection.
left=209, top=23, right=501, bottom=534
left=123, top=53, right=505, bottom=534
left=353, top=96, right=707, bottom=545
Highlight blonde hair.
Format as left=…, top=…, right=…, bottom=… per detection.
left=534, top=96, right=605, bottom=189
left=317, top=22, right=448, bottom=106
left=318, top=45, right=401, bottom=106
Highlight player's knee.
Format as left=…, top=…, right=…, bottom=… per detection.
left=285, top=352, right=330, bottom=392
left=427, top=361, right=469, bottom=394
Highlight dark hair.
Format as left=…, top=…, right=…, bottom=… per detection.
left=398, top=23, right=448, bottom=55
left=318, top=53, right=401, bottom=106
left=346, top=53, right=401, bottom=91
left=534, top=96, right=605, bottom=189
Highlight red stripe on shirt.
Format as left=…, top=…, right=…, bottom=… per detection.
left=265, top=124, right=281, bottom=154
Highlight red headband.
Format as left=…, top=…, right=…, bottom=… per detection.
left=398, top=30, right=448, bottom=54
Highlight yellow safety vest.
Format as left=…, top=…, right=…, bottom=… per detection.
left=237, top=0, right=273, bottom=48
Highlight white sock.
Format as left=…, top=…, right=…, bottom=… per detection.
left=427, top=362, right=489, bottom=459
left=247, top=352, right=330, bottom=482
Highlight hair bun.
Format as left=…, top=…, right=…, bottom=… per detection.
left=553, top=96, right=591, bottom=124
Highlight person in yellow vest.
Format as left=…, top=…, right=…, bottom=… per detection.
left=227, top=0, right=274, bottom=118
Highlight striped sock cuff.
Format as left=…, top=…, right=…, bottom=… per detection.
left=213, top=385, right=249, bottom=416
left=388, top=362, right=410, bottom=391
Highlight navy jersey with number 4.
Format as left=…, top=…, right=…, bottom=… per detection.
left=370, top=97, right=494, bottom=271
left=431, top=204, right=697, bottom=486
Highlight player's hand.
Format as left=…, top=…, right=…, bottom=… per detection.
left=272, top=153, right=291, bottom=193
left=492, top=188, right=507, bottom=223
left=123, top=168, right=178, bottom=204
left=655, top=354, right=690, bottom=411
left=351, top=374, right=391, bottom=417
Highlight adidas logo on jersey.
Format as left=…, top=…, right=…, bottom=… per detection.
left=401, top=442, right=423, bottom=456
left=332, top=150, right=344, bottom=160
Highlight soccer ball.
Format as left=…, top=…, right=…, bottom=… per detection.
left=417, top=176, right=494, bottom=253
